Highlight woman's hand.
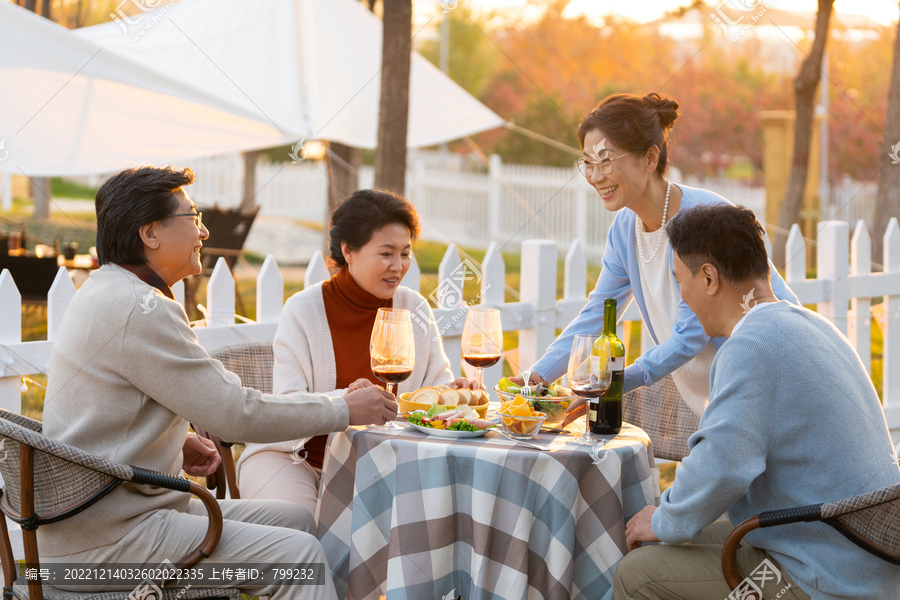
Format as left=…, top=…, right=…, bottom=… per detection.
left=182, top=433, right=221, bottom=477
left=450, top=377, right=482, bottom=390
left=561, top=397, right=586, bottom=428
left=348, top=378, right=381, bottom=392
left=509, top=371, right=545, bottom=387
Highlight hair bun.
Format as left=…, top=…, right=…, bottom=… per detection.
left=643, top=92, right=679, bottom=130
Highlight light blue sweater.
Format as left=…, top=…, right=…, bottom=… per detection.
left=531, top=184, right=799, bottom=392
left=652, top=301, right=900, bottom=599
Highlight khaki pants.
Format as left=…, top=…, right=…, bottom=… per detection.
left=238, top=450, right=321, bottom=530
left=613, top=522, right=810, bottom=600
left=45, top=499, right=337, bottom=600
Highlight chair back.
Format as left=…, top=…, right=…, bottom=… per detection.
left=820, top=481, right=900, bottom=564
left=723, top=481, right=900, bottom=591
left=0, top=413, right=127, bottom=525
left=209, top=342, right=274, bottom=394
left=203, top=342, right=274, bottom=500
left=623, top=375, right=699, bottom=461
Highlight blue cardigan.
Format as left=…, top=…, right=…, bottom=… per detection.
left=531, top=184, right=799, bottom=393
left=652, top=301, right=900, bottom=599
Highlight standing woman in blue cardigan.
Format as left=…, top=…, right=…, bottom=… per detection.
left=524, top=93, right=798, bottom=432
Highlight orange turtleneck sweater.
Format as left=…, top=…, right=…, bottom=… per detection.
left=304, top=266, right=392, bottom=468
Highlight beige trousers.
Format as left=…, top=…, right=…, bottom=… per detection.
left=613, top=521, right=811, bottom=600
left=238, top=450, right=321, bottom=528
left=45, top=499, right=337, bottom=600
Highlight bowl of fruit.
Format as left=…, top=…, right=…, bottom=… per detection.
left=498, top=394, right=547, bottom=439
left=494, top=377, right=575, bottom=424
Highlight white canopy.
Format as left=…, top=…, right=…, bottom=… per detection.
left=0, top=2, right=294, bottom=176
left=1, top=0, right=504, bottom=176
left=75, top=0, right=504, bottom=150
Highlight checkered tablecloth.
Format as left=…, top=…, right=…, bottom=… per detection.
left=316, top=422, right=660, bottom=600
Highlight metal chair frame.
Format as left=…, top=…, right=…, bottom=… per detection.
left=0, top=411, right=234, bottom=600
left=722, top=482, right=900, bottom=599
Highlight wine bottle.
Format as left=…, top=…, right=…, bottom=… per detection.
left=589, top=298, right=625, bottom=434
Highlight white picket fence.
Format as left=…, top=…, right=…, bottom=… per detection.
left=1, top=219, right=899, bottom=555
left=184, top=152, right=768, bottom=262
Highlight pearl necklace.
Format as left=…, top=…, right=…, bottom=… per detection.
left=636, top=180, right=671, bottom=264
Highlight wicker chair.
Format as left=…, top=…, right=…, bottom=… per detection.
left=196, top=342, right=275, bottom=501
left=722, top=482, right=900, bottom=597
left=0, top=410, right=239, bottom=600
left=623, top=374, right=699, bottom=461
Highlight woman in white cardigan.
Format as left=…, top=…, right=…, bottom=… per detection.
left=237, top=189, right=472, bottom=525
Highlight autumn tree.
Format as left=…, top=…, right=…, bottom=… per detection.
left=419, top=7, right=500, bottom=100
left=772, top=0, right=835, bottom=268
left=22, top=0, right=52, bottom=219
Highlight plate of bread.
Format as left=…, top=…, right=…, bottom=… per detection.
left=399, top=384, right=490, bottom=419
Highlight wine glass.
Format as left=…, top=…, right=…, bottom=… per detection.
left=461, top=307, right=503, bottom=392
left=370, top=308, right=415, bottom=431
left=566, top=335, right=612, bottom=446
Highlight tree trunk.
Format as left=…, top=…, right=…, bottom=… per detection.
left=24, top=0, right=36, bottom=11
left=373, top=0, right=412, bottom=195
left=324, top=142, right=361, bottom=255
left=40, top=0, right=50, bottom=18
left=872, top=15, right=900, bottom=270
left=771, top=0, right=834, bottom=268
left=241, top=150, right=260, bottom=214
left=31, top=177, right=50, bottom=220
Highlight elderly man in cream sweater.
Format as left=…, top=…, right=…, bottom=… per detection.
left=40, top=166, right=397, bottom=600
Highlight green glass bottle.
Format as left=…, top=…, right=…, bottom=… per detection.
left=589, top=298, right=626, bottom=434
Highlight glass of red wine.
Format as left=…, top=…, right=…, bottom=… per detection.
left=370, top=308, right=415, bottom=431
left=461, top=307, right=503, bottom=392
left=567, top=335, right=612, bottom=446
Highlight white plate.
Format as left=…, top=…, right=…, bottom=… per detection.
left=407, top=423, right=491, bottom=438
left=405, top=412, right=494, bottom=438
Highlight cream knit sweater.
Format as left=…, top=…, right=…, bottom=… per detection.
left=236, top=282, right=455, bottom=476
left=40, top=264, right=349, bottom=556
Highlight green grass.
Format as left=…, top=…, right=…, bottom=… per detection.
left=51, top=178, right=100, bottom=200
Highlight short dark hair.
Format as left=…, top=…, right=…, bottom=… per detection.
left=328, top=189, right=421, bottom=268
left=577, top=92, right=679, bottom=177
left=666, top=204, right=770, bottom=285
left=95, top=165, right=195, bottom=266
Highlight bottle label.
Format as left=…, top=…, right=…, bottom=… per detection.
left=590, top=355, right=601, bottom=377
left=609, top=357, right=625, bottom=371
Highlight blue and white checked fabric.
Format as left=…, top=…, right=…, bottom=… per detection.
left=317, top=423, right=659, bottom=600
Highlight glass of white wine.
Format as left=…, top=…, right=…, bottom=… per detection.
left=566, top=335, right=612, bottom=446
left=370, top=308, right=415, bottom=431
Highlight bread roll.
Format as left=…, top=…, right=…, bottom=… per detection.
left=409, top=387, right=440, bottom=406
left=439, top=388, right=461, bottom=407
left=457, top=388, right=473, bottom=405
left=470, top=388, right=488, bottom=405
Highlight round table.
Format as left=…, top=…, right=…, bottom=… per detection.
left=316, top=420, right=660, bottom=600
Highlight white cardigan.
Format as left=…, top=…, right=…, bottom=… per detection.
left=236, top=282, right=455, bottom=476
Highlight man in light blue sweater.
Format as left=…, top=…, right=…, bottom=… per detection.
left=614, top=204, right=900, bottom=600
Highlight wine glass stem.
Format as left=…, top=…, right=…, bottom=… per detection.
left=585, top=398, right=594, bottom=436
left=476, top=367, right=484, bottom=391
left=386, top=382, right=395, bottom=397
